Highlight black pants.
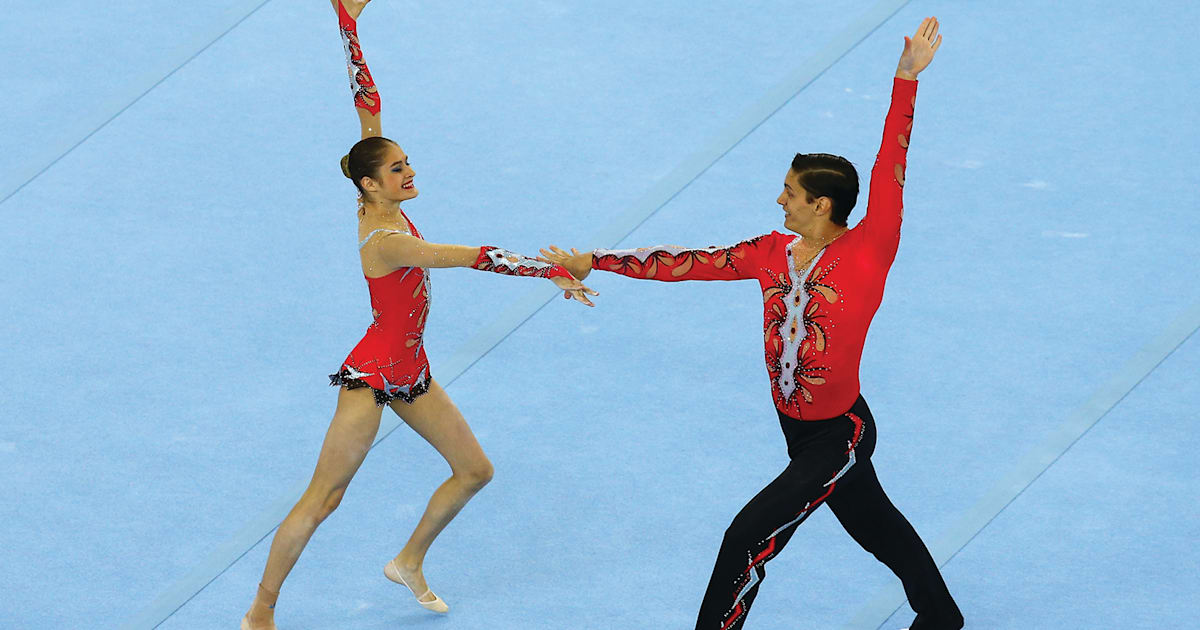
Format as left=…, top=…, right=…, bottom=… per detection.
left=695, top=396, right=963, bottom=630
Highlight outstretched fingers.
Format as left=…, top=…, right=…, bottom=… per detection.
left=540, top=244, right=573, bottom=261
left=560, top=276, right=598, bottom=307
left=919, top=16, right=941, bottom=48
left=898, top=16, right=942, bottom=77
left=566, top=285, right=597, bottom=307
left=573, top=289, right=596, bottom=307
left=917, top=16, right=936, bottom=40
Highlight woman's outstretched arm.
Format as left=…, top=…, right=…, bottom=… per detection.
left=332, top=0, right=382, bottom=138
left=368, top=233, right=599, bottom=306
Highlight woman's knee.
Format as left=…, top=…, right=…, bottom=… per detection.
left=299, top=486, right=348, bottom=524
left=455, top=458, right=494, bottom=490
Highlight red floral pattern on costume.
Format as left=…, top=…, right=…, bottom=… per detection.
left=338, top=1, right=380, bottom=115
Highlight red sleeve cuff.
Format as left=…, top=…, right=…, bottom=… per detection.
left=337, top=0, right=356, bottom=29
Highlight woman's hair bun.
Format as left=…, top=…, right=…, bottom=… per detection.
left=340, top=154, right=353, bottom=179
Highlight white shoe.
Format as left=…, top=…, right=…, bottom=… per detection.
left=384, top=559, right=449, bottom=613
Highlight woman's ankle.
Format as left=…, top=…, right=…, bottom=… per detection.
left=392, top=551, right=424, bottom=571
left=248, top=582, right=278, bottom=619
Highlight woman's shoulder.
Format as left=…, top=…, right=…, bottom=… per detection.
left=358, top=223, right=413, bottom=249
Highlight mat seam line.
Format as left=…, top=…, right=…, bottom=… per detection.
left=854, top=306, right=1200, bottom=629
left=0, top=0, right=276, bottom=208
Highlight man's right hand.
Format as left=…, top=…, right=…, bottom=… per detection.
left=540, top=245, right=594, bottom=282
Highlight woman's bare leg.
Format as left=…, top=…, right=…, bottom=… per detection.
left=385, top=378, right=493, bottom=598
left=243, top=386, right=384, bottom=629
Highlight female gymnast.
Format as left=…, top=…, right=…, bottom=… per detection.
left=240, top=1, right=597, bottom=628
left=542, top=17, right=962, bottom=630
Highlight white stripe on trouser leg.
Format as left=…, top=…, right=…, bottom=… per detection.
left=734, top=560, right=762, bottom=605
left=729, top=447, right=859, bottom=608
left=823, top=449, right=856, bottom=487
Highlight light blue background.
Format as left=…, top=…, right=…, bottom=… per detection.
left=1, top=1, right=1197, bottom=628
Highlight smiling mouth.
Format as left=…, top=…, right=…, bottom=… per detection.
left=402, top=180, right=415, bottom=190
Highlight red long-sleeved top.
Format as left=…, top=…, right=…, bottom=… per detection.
left=593, top=78, right=917, bottom=420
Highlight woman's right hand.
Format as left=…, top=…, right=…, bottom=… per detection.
left=539, top=245, right=594, bottom=281
left=332, top=0, right=372, bottom=19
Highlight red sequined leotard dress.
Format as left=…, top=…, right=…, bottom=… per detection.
left=330, top=212, right=432, bottom=405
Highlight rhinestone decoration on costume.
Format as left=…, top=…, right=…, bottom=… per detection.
left=776, top=238, right=824, bottom=402
left=471, top=246, right=571, bottom=279
left=338, top=2, right=380, bottom=116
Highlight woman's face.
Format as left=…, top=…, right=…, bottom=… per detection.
left=363, top=144, right=418, bottom=203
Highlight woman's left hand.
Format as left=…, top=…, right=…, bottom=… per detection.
left=551, top=275, right=598, bottom=307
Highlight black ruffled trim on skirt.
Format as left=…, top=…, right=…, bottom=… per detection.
left=328, top=368, right=432, bottom=406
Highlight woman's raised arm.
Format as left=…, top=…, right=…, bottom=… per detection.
left=332, top=0, right=382, bottom=138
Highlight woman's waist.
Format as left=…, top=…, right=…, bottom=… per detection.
left=360, top=319, right=427, bottom=339
left=366, top=299, right=428, bottom=321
